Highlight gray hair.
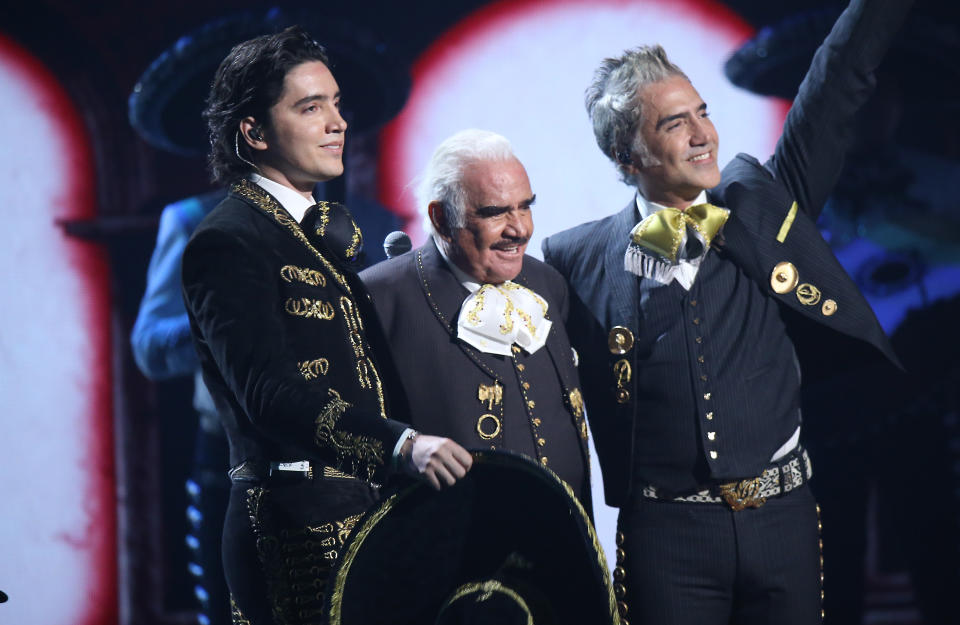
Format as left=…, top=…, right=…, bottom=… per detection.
left=416, top=129, right=517, bottom=237
left=585, top=45, right=687, bottom=184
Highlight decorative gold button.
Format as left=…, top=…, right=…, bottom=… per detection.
left=796, top=283, right=822, bottom=306
left=709, top=450, right=718, bottom=459
left=512, top=345, right=521, bottom=354
left=476, top=414, right=501, bottom=440
left=706, top=411, right=714, bottom=420
left=615, top=532, right=625, bottom=546
left=770, top=261, right=799, bottom=294
left=700, top=375, right=707, bottom=381
left=617, top=388, right=631, bottom=403
left=690, top=299, right=697, bottom=307
left=695, top=337, right=703, bottom=344
left=698, top=355, right=704, bottom=363
left=516, top=363, right=525, bottom=371
left=522, top=382, right=531, bottom=390
left=537, top=437, right=545, bottom=446
left=617, top=600, right=629, bottom=616
left=614, top=566, right=626, bottom=582
left=614, top=359, right=632, bottom=386
left=614, top=583, right=626, bottom=598
left=608, top=326, right=635, bottom=355
left=532, top=417, right=541, bottom=426
left=693, top=317, right=700, bottom=325
left=704, top=392, right=711, bottom=400
left=707, top=432, right=716, bottom=441
left=616, top=548, right=626, bottom=561
left=527, top=400, right=536, bottom=409
left=540, top=456, right=548, bottom=466
left=822, top=299, right=837, bottom=316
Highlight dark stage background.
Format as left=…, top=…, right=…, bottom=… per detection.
left=1, top=0, right=958, bottom=624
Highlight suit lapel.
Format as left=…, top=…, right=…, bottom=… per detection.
left=606, top=200, right=642, bottom=333
left=416, top=238, right=470, bottom=335
left=230, top=179, right=353, bottom=296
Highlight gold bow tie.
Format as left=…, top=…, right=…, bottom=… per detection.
left=628, top=203, right=729, bottom=264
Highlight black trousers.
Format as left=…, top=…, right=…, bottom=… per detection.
left=617, top=484, right=822, bottom=625
left=222, top=474, right=378, bottom=625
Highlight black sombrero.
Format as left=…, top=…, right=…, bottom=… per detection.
left=325, top=451, right=619, bottom=625
left=128, top=7, right=410, bottom=156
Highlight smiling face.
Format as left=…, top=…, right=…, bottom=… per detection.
left=631, top=75, right=721, bottom=209
left=436, top=157, right=535, bottom=284
left=251, top=60, right=347, bottom=196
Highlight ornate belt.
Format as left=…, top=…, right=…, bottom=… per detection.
left=228, top=460, right=356, bottom=483
left=641, top=448, right=813, bottom=511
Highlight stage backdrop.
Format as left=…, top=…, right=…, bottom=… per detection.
left=0, top=33, right=116, bottom=625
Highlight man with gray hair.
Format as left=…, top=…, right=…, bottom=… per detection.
left=542, top=0, right=912, bottom=623
left=361, top=129, right=591, bottom=507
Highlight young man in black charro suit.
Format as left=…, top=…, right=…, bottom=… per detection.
left=542, top=0, right=913, bottom=623
left=361, top=130, right=592, bottom=509
left=182, top=27, right=472, bottom=625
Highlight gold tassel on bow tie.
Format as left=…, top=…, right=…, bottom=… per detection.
left=624, top=203, right=729, bottom=282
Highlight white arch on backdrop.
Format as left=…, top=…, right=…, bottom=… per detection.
left=0, top=34, right=115, bottom=625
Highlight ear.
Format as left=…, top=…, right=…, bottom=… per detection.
left=428, top=201, right=453, bottom=241
left=613, top=148, right=640, bottom=175
left=239, top=117, right=267, bottom=151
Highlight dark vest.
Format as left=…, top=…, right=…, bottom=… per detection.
left=631, top=247, right=801, bottom=492
left=460, top=342, right=586, bottom=500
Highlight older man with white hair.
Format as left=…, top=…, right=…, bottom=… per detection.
left=360, top=129, right=591, bottom=507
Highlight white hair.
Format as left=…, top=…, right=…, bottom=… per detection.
left=416, top=129, right=517, bottom=237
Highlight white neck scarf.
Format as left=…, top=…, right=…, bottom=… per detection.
left=457, top=281, right=552, bottom=356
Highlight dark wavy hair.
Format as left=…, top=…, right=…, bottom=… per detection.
left=203, top=26, right=330, bottom=184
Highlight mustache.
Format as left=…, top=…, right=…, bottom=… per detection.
left=491, top=237, right=529, bottom=250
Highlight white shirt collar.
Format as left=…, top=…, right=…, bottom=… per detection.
left=433, top=235, right=484, bottom=293
left=250, top=173, right=315, bottom=223
left=635, top=189, right=709, bottom=220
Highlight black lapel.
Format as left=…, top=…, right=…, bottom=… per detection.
left=606, top=200, right=642, bottom=333
left=230, top=179, right=353, bottom=296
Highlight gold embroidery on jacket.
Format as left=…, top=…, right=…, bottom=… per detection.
left=314, top=202, right=331, bottom=236
left=285, top=298, right=336, bottom=320
left=232, top=180, right=348, bottom=289
left=339, top=297, right=386, bottom=419
left=231, top=180, right=387, bottom=421
left=344, top=228, right=362, bottom=260
left=315, top=389, right=384, bottom=480
left=298, top=358, right=330, bottom=380
left=280, top=264, right=326, bottom=287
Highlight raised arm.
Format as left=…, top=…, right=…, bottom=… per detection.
left=769, top=0, right=914, bottom=220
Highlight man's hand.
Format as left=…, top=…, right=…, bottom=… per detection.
left=400, top=433, right=473, bottom=490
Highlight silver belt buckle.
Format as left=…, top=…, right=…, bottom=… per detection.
left=270, top=460, right=312, bottom=478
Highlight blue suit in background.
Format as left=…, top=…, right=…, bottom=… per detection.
left=131, top=190, right=229, bottom=625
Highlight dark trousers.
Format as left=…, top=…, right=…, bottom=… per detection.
left=617, top=484, right=822, bottom=625
left=222, top=474, right=378, bottom=625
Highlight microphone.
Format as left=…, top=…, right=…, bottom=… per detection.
left=383, top=231, right=412, bottom=259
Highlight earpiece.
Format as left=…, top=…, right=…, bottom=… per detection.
left=616, top=149, right=632, bottom=165
left=250, top=127, right=264, bottom=142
